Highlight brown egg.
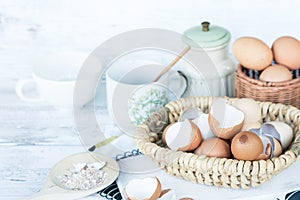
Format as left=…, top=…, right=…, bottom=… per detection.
left=194, top=138, right=231, bottom=158
left=272, top=36, right=300, bottom=70
left=231, top=131, right=264, bottom=161
left=232, top=37, right=273, bottom=70
left=259, top=64, right=292, bottom=82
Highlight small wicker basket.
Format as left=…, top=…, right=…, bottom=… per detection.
left=235, top=64, right=300, bottom=109
left=134, top=96, right=300, bottom=189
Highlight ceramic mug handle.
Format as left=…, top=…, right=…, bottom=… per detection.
left=166, top=70, right=188, bottom=98
left=15, top=78, right=43, bottom=102
left=177, top=70, right=189, bottom=96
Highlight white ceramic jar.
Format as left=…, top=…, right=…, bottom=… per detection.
left=180, top=22, right=236, bottom=97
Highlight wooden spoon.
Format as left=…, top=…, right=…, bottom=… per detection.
left=152, top=46, right=191, bottom=82
left=28, top=152, right=119, bottom=200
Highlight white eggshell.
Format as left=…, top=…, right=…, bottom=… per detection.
left=265, top=121, right=293, bottom=150
left=125, top=177, right=161, bottom=200
left=87, top=162, right=106, bottom=170
left=192, top=114, right=215, bottom=140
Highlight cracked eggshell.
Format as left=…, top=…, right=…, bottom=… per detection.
left=87, top=162, right=106, bottom=170
left=192, top=114, right=215, bottom=140
left=256, top=135, right=272, bottom=160
left=158, top=189, right=176, bottom=200
left=232, top=98, right=261, bottom=124
left=162, top=119, right=202, bottom=152
left=124, top=177, right=162, bottom=200
left=162, top=123, right=172, bottom=145
left=264, top=121, right=293, bottom=150
left=242, top=122, right=262, bottom=131
left=208, top=98, right=244, bottom=139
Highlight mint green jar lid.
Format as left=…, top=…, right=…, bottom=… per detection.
left=183, top=22, right=231, bottom=48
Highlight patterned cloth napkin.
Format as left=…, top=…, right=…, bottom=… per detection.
left=97, top=150, right=300, bottom=200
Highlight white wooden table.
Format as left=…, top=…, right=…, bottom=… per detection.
left=0, top=63, right=109, bottom=199
left=2, top=43, right=300, bottom=199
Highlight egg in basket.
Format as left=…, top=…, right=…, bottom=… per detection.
left=134, top=96, right=300, bottom=189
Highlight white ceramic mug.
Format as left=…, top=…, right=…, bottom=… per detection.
left=16, top=52, right=94, bottom=109
left=106, top=63, right=188, bottom=134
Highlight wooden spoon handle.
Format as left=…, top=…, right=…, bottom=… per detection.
left=152, top=46, right=191, bottom=82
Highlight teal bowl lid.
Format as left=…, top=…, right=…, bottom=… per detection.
left=183, top=22, right=231, bottom=49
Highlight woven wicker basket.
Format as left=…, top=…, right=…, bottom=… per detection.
left=235, top=64, right=300, bottom=109
left=134, top=96, right=300, bottom=189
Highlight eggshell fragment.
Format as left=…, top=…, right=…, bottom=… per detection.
left=158, top=189, right=176, bottom=200
left=163, top=119, right=202, bottom=151
left=232, top=98, right=261, bottom=124
left=192, top=114, right=215, bottom=140
left=256, top=135, right=272, bottom=160
left=232, top=36, right=273, bottom=70
left=125, top=177, right=162, bottom=200
left=272, top=36, right=300, bottom=70
left=241, top=122, right=262, bottom=131
left=259, top=64, right=292, bottom=82
left=264, top=121, right=293, bottom=150
left=208, top=98, right=244, bottom=139
left=194, top=138, right=230, bottom=158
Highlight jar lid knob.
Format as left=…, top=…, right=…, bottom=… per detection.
left=201, top=21, right=210, bottom=32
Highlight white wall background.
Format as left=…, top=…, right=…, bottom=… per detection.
left=1, top=0, right=300, bottom=57
left=1, top=0, right=300, bottom=103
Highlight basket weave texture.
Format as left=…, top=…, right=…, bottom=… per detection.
left=235, top=64, right=300, bottom=109
left=134, top=96, right=300, bottom=189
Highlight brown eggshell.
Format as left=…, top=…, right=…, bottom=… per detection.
left=163, top=120, right=202, bottom=152
left=265, top=121, right=293, bottom=150
left=256, top=143, right=271, bottom=160
left=125, top=177, right=162, bottom=200
left=231, top=131, right=264, bottom=161
left=259, top=64, right=292, bottom=82
left=152, top=177, right=162, bottom=200
left=159, top=189, right=171, bottom=198
left=194, top=138, right=231, bottom=158
left=178, top=121, right=202, bottom=152
left=208, top=113, right=244, bottom=140
left=208, top=98, right=245, bottom=140
left=232, top=36, right=273, bottom=70
left=272, top=36, right=300, bottom=70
